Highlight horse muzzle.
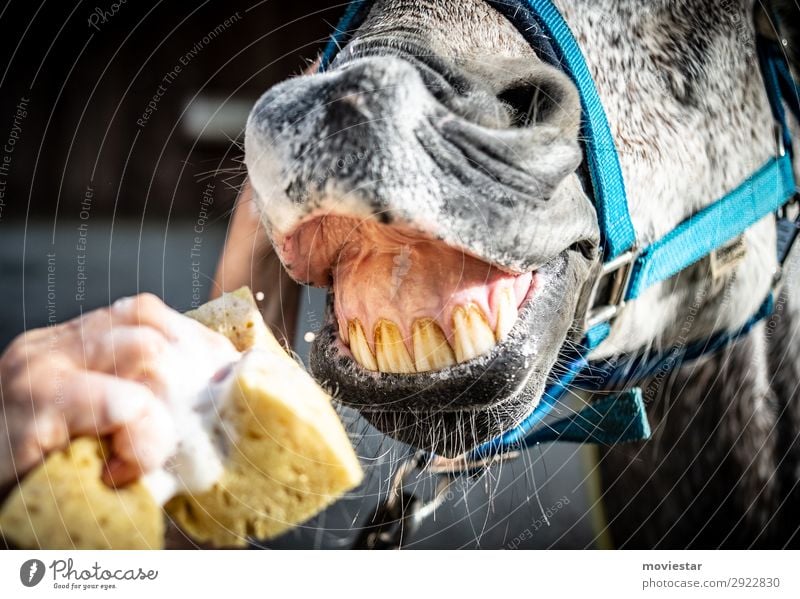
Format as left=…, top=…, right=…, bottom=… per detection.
left=244, top=48, right=599, bottom=454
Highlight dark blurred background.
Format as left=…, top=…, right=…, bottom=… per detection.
left=0, top=0, right=344, bottom=346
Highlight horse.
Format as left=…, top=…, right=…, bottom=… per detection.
left=239, top=0, right=800, bottom=547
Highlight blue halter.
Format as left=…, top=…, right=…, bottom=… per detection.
left=321, top=0, right=800, bottom=461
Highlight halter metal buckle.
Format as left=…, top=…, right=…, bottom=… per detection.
left=585, top=248, right=639, bottom=329
left=352, top=451, right=519, bottom=549
left=775, top=122, right=787, bottom=158
left=774, top=192, right=800, bottom=292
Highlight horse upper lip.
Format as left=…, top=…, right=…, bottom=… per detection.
left=246, top=53, right=600, bottom=278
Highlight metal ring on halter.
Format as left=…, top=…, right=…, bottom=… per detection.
left=352, top=452, right=487, bottom=549
left=422, top=451, right=520, bottom=476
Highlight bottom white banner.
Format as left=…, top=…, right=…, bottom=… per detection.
left=0, top=550, right=798, bottom=598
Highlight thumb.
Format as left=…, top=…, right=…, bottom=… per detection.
left=65, top=373, right=176, bottom=486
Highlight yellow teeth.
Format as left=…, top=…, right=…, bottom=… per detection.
left=348, top=319, right=378, bottom=371
left=348, top=300, right=518, bottom=372
left=495, top=289, right=516, bottom=341
left=374, top=319, right=415, bottom=373
left=412, top=319, right=456, bottom=372
left=452, top=304, right=497, bottom=364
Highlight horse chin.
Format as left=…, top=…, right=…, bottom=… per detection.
left=309, top=250, right=591, bottom=457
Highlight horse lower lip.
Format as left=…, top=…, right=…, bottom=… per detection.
left=310, top=251, right=588, bottom=454
left=332, top=274, right=541, bottom=378
left=316, top=286, right=543, bottom=410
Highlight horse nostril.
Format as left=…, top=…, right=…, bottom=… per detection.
left=497, top=80, right=564, bottom=127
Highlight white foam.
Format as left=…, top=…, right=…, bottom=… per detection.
left=140, top=322, right=242, bottom=506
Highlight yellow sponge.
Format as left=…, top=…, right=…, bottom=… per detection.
left=166, top=349, right=364, bottom=546
left=185, top=286, right=284, bottom=353
left=0, top=439, right=163, bottom=549
left=0, top=287, right=362, bottom=549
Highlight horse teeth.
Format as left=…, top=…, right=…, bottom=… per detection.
left=348, top=306, right=502, bottom=372
left=374, top=319, right=416, bottom=373
left=495, top=288, right=516, bottom=341
left=348, top=319, right=378, bottom=371
left=412, top=318, right=456, bottom=372
left=452, top=304, right=496, bottom=363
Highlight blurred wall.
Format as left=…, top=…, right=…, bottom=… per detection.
left=0, top=0, right=342, bottom=220
left=0, top=0, right=344, bottom=346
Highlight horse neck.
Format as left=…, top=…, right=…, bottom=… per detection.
left=557, top=0, right=774, bottom=239
left=599, top=271, right=800, bottom=547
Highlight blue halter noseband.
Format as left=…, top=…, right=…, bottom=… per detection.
left=320, top=0, right=800, bottom=462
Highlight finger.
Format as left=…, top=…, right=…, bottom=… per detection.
left=87, top=326, right=237, bottom=403
left=108, top=293, right=235, bottom=346
left=73, top=293, right=185, bottom=344
left=0, top=419, right=48, bottom=490
left=0, top=374, right=69, bottom=488
left=64, top=372, right=152, bottom=434
left=0, top=372, right=175, bottom=490
left=90, top=295, right=237, bottom=356
left=108, top=293, right=183, bottom=339
left=107, top=393, right=174, bottom=481
left=72, top=297, right=237, bottom=378
left=63, top=372, right=176, bottom=479
left=82, top=325, right=170, bottom=378
left=0, top=446, right=37, bottom=491
left=103, top=456, right=145, bottom=488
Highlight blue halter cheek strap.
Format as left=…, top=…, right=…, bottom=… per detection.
left=321, top=0, right=800, bottom=460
